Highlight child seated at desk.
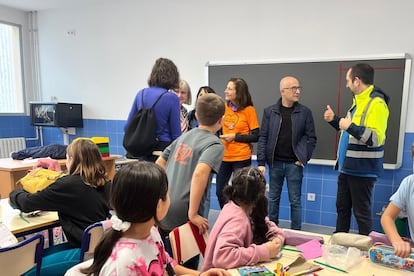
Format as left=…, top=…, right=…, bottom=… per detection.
left=201, top=167, right=285, bottom=271
left=9, top=139, right=110, bottom=275
left=78, top=162, right=229, bottom=276
left=381, top=174, right=414, bottom=258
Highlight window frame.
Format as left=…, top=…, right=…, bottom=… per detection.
left=0, top=20, right=25, bottom=115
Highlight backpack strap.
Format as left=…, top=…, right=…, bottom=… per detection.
left=141, top=88, right=145, bottom=106
left=150, top=90, right=168, bottom=109
left=140, top=89, right=168, bottom=109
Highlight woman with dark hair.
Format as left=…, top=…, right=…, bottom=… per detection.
left=201, top=167, right=285, bottom=270
left=216, top=78, right=260, bottom=208
left=125, top=57, right=182, bottom=161
left=188, top=86, right=216, bottom=130
left=78, top=162, right=229, bottom=276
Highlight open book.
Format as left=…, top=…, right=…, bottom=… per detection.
left=283, top=253, right=322, bottom=275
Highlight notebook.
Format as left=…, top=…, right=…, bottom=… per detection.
left=0, top=223, right=18, bottom=248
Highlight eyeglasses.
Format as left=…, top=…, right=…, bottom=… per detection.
left=283, top=86, right=302, bottom=93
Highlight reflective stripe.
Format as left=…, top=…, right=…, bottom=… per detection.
left=349, top=133, right=382, bottom=147
left=360, top=128, right=371, bottom=144
left=371, top=132, right=379, bottom=146
left=349, top=136, right=362, bottom=144
left=346, top=150, right=384, bottom=158
left=360, top=97, right=375, bottom=125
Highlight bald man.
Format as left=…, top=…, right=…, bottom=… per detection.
left=257, top=76, right=316, bottom=230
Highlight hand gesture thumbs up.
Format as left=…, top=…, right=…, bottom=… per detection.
left=324, top=105, right=335, bottom=122
left=339, top=111, right=352, bottom=130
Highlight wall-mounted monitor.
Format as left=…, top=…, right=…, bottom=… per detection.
left=30, top=102, right=83, bottom=128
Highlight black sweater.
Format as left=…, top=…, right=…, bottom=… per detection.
left=10, top=174, right=110, bottom=247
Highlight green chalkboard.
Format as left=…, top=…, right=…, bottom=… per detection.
left=208, top=55, right=411, bottom=169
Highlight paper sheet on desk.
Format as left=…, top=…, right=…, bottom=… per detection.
left=21, top=157, right=53, bottom=164
left=0, top=223, right=18, bottom=248
left=296, top=239, right=323, bottom=260
left=21, top=158, right=41, bottom=164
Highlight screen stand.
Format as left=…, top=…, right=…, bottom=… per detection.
left=60, top=127, right=76, bottom=145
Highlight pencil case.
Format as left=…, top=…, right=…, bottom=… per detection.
left=368, top=245, right=414, bottom=272
left=368, top=231, right=392, bottom=246
left=284, top=230, right=324, bottom=246
left=329, top=232, right=372, bottom=251
left=369, top=230, right=412, bottom=246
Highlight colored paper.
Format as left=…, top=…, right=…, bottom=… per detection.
left=296, top=239, right=323, bottom=260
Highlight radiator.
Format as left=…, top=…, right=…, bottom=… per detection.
left=0, top=137, right=26, bottom=158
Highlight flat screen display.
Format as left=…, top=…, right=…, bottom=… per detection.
left=30, top=102, right=83, bottom=128
left=31, top=103, right=57, bottom=126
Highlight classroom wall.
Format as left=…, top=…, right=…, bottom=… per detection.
left=1, top=0, right=414, bottom=232
left=34, top=0, right=414, bottom=130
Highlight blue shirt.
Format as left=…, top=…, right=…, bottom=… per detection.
left=125, top=87, right=181, bottom=142
left=390, top=174, right=414, bottom=240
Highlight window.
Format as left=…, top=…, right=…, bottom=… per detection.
left=0, top=22, right=24, bottom=113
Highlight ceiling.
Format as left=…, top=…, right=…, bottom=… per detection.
left=0, top=0, right=103, bottom=11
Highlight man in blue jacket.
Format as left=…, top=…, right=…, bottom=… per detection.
left=258, top=76, right=316, bottom=230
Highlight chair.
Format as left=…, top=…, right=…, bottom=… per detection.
left=64, top=221, right=110, bottom=275
left=79, top=220, right=110, bottom=262
left=167, top=221, right=208, bottom=264
left=0, top=233, right=44, bottom=276
left=24, top=220, right=109, bottom=276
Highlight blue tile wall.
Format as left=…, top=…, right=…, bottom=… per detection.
left=0, top=116, right=38, bottom=148
left=1, top=116, right=413, bottom=233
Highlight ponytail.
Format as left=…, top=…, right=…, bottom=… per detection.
left=251, top=194, right=269, bottom=244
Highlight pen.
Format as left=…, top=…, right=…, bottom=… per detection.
left=292, top=265, right=322, bottom=276
left=19, top=212, right=30, bottom=223
left=281, top=247, right=303, bottom=253
left=313, top=260, right=348, bottom=273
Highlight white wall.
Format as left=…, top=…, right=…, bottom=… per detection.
left=7, top=0, right=414, bottom=131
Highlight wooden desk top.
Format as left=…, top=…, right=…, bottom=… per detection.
left=0, top=155, right=119, bottom=172
left=0, top=198, right=59, bottom=236
left=228, top=229, right=412, bottom=276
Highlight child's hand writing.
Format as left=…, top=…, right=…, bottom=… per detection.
left=265, top=240, right=281, bottom=259
left=271, top=237, right=282, bottom=249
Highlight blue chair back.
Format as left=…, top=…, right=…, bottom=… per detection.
left=0, top=233, right=44, bottom=276
left=79, top=221, right=106, bottom=261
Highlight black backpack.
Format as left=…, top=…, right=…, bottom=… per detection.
left=123, top=89, right=167, bottom=156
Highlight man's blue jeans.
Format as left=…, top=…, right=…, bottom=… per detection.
left=268, top=161, right=303, bottom=230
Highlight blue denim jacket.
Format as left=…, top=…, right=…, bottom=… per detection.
left=257, top=98, right=316, bottom=167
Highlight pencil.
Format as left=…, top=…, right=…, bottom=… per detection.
left=281, top=247, right=303, bottom=253
left=292, top=266, right=322, bottom=276
left=313, top=260, right=348, bottom=273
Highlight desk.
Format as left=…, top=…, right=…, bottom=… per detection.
left=0, top=155, right=119, bottom=199
left=0, top=198, right=59, bottom=237
left=229, top=229, right=412, bottom=276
